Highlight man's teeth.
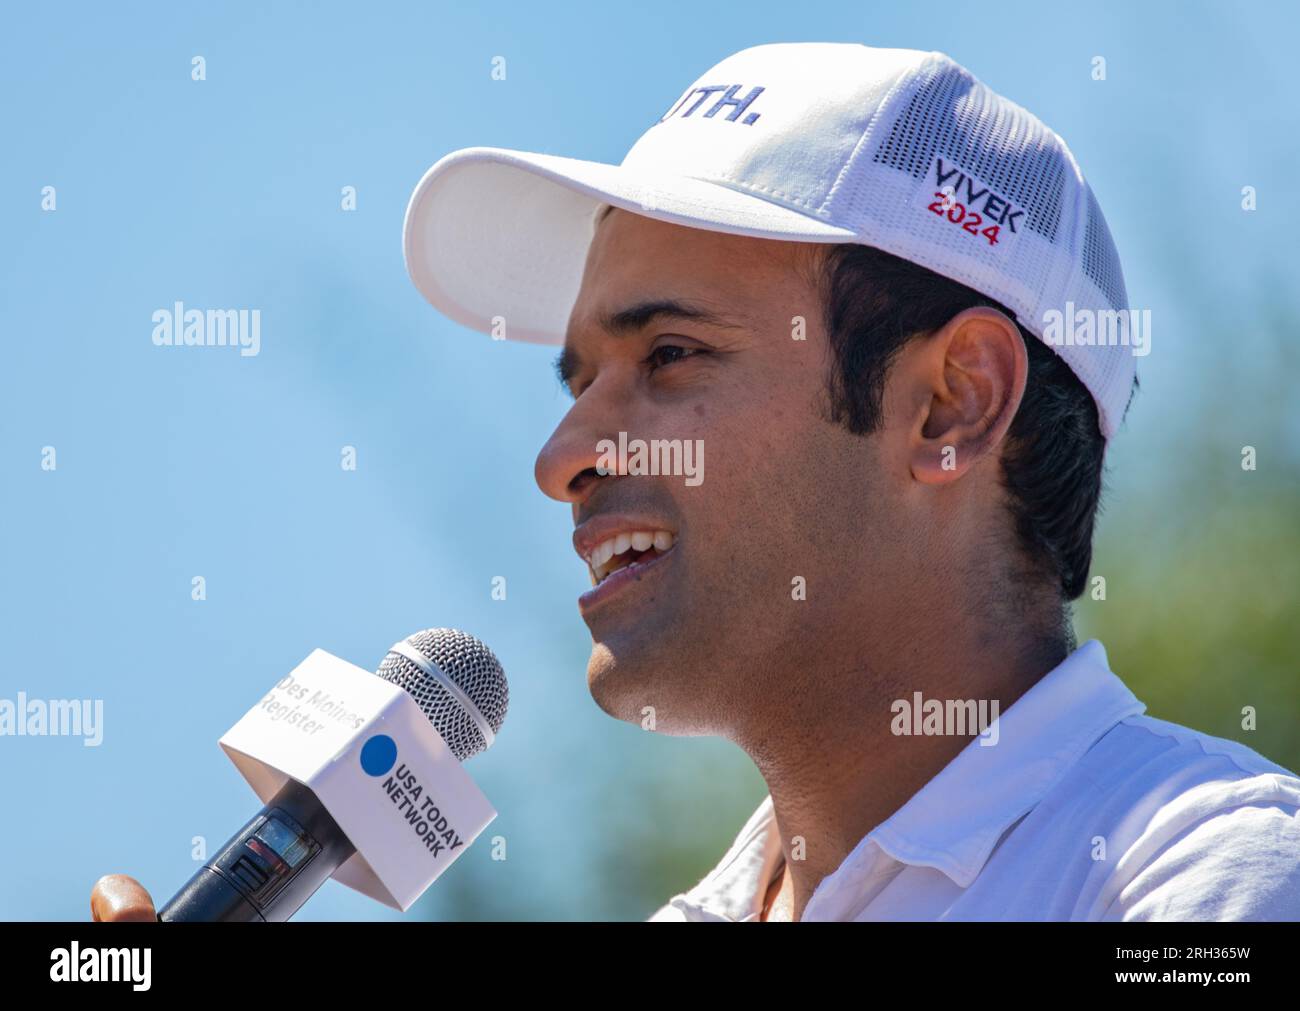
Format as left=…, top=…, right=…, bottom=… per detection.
left=588, top=530, right=676, bottom=582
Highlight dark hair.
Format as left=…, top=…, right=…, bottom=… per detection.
left=812, top=243, right=1114, bottom=602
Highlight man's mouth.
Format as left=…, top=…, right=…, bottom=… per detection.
left=584, top=529, right=676, bottom=585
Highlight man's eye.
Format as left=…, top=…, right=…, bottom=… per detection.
left=645, top=344, right=703, bottom=373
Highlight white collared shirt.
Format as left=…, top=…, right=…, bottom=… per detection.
left=648, top=640, right=1300, bottom=921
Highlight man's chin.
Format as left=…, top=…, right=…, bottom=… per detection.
left=583, top=635, right=724, bottom=737
left=585, top=640, right=645, bottom=722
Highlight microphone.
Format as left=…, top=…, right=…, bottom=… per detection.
left=158, top=628, right=508, bottom=922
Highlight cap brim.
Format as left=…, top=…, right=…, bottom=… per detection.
left=402, top=146, right=857, bottom=344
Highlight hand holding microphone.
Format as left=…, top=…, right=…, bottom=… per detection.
left=91, top=628, right=507, bottom=922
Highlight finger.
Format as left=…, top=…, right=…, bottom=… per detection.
left=90, top=874, right=157, bottom=922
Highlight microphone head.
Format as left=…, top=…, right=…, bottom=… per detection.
left=375, top=628, right=508, bottom=761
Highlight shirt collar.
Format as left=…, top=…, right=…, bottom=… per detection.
left=669, top=639, right=1146, bottom=920
left=862, top=638, right=1146, bottom=889
left=669, top=794, right=783, bottom=921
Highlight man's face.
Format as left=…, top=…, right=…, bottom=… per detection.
left=535, top=208, right=911, bottom=738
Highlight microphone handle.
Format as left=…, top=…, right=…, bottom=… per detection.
left=158, top=777, right=357, bottom=922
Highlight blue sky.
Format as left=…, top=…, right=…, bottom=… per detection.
left=1, top=1, right=1296, bottom=920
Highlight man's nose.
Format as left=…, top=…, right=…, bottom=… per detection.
left=534, top=375, right=627, bottom=505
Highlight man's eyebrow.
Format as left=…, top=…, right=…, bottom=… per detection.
left=554, top=298, right=743, bottom=392
left=597, top=298, right=743, bottom=339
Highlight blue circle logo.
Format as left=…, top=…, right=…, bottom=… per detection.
left=359, top=734, right=397, bottom=776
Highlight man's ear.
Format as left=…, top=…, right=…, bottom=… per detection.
left=906, top=306, right=1028, bottom=485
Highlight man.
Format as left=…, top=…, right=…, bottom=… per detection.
left=91, top=42, right=1299, bottom=923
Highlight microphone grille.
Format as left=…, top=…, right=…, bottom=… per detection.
left=375, top=628, right=508, bottom=761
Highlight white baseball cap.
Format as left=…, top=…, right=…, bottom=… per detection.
left=403, top=42, right=1135, bottom=439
